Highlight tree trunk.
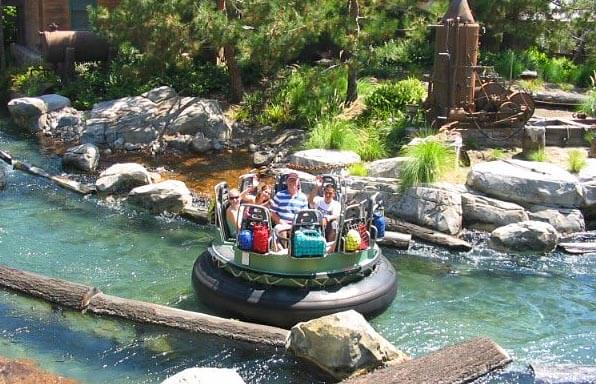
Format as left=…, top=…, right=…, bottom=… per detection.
left=344, top=0, right=360, bottom=106
left=217, top=0, right=243, bottom=103
left=0, top=0, right=6, bottom=72
left=345, top=61, right=358, bottom=106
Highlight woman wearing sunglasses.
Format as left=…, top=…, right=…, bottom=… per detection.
left=225, top=188, right=242, bottom=237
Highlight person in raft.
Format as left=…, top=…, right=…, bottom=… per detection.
left=225, top=188, right=242, bottom=237
left=308, top=175, right=341, bottom=243
left=270, top=172, right=308, bottom=249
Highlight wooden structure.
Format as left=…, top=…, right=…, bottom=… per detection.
left=3, top=0, right=119, bottom=54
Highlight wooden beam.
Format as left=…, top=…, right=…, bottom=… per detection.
left=376, top=231, right=411, bottom=250
left=559, top=242, right=596, bottom=254
left=11, top=159, right=96, bottom=195
left=343, top=337, right=511, bottom=384
left=385, top=218, right=472, bottom=252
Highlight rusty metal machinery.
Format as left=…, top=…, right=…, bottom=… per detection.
left=425, top=0, right=534, bottom=130
left=39, top=31, right=110, bottom=64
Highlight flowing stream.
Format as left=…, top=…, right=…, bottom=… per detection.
left=0, top=116, right=594, bottom=383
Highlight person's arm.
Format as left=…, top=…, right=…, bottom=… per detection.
left=226, top=207, right=239, bottom=229
left=240, top=187, right=256, bottom=204
left=328, top=201, right=341, bottom=222
left=270, top=196, right=282, bottom=224
left=308, top=176, right=321, bottom=208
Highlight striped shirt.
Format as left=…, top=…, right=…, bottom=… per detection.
left=271, top=190, right=308, bottom=223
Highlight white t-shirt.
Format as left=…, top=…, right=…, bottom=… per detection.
left=313, top=196, right=341, bottom=220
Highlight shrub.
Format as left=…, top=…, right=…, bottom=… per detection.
left=365, top=78, right=426, bottom=119
left=305, top=119, right=359, bottom=152
left=518, top=79, right=544, bottom=92
left=527, top=149, right=548, bottom=162
left=578, top=71, right=595, bottom=118
left=348, top=163, right=368, bottom=176
left=399, top=139, right=456, bottom=192
left=10, top=66, right=61, bottom=97
left=487, top=148, right=507, bottom=161
left=567, top=149, right=587, bottom=173
left=357, top=127, right=388, bottom=161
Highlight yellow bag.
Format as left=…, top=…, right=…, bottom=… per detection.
left=345, top=229, right=361, bottom=252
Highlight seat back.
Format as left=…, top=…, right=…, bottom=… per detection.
left=274, top=173, right=289, bottom=194
left=214, top=182, right=235, bottom=242
left=336, top=202, right=371, bottom=252
left=239, top=173, right=258, bottom=194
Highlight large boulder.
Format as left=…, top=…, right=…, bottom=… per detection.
left=63, top=144, right=100, bottom=172
left=289, top=149, right=361, bottom=172
left=396, top=186, right=462, bottom=235
left=142, top=86, right=177, bottom=104
left=8, top=94, right=72, bottom=132
left=286, top=310, right=410, bottom=380
left=462, top=192, right=529, bottom=231
left=96, top=163, right=156, bottom=194
left=167, top=97, right=231, bottom=140
left=161, top=368, right=245, bottom=384
left=466, top=160, right=584, bottom=208
left=527, top=205, right=585, bottom=234
left=489, top=221, right=559, bottom=253
left=365, top=157, right=410, bottom=178
left=128, top=180, right=192, bottom=214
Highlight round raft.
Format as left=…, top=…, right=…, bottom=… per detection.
left=192, top=247, right=397, bottom=328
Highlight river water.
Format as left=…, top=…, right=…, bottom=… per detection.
left=0, top=116, right=594, bottom=383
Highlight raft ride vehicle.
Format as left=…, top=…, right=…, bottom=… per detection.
left=192, top=173, right=397, bottom=328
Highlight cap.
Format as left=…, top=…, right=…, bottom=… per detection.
left=286, top=172, right=299, bottom=180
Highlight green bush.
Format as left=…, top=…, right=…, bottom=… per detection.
left=579, top=90, right=596, bottom=117
left=567, top=149, right=587, bottom=173
left=9, top=66, right=61, bottom=97
left=365, top=78, right=426, bottom=119
left=527, top=148, right=548, bottom=162
left=399, top=139, right=456, bottom=192
left=305, top=119, right=359, bottom=152
left=487, top=148, right=507, bottom=161
left=357, top=126, right=388, bottom=161
left=348, top=163, right=368, bottom=176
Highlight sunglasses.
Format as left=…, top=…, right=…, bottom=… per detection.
left=229, top=195, right=240, bottom=200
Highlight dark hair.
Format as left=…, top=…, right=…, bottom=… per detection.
left=323, top=184, right=336, bottom=192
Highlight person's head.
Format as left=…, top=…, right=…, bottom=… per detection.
left=286, top=172, right=300, bottom=194
left=228, top=188, right=241, bottom=206
left=256, top=183, right=272, bottom=203
left=323, top=184, right=336, bottom=203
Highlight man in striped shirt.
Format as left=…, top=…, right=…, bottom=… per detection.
left=271, top=172, right=308, bottom=248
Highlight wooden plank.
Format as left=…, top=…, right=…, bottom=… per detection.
left=559, top=242, right=596, bottom=254
left=344, top=337, right=511, bottom=384
left=0, top=264, right=96, bottom=310
left=376, top=231, right=411, bottom=250
left=87, top=292, right=289, bottom=346
left=386, top=218, right=472, bottom=252
left=12, top=160, right=95, bottom=195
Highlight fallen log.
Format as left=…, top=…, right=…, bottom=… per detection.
left=558, top=242, right=596, bottom=254
left=0, top=265, right=95, bottom=310
left=0, top=264, right=288, bottom=346
left=0, top=149, right=12, bottom=165
left=88, top=293, right=288, bottom=346
left=376, top=231, right=411, bottom=250
left=12, top=160, right=95, bottom=195
left=385, top=218, right=472, bottom=252
left=343, top=337, right=511, bottom=384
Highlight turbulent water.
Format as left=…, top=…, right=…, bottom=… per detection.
left=0, top=116, right=594, bottom=383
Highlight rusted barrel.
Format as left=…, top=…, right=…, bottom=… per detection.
left=39, top=31, right=109, bottom=63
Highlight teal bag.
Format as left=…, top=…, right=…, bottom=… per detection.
left=293, top=229, right=326, bottom=257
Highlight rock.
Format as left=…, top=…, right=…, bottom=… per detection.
left=96, top=163, right=154, bottom=194
left=462, top=193, right=529, bottom=231
left=164, top=135, right=192, bottom=152
left=531, top=363, right=596, bottom=384
left=248, top=143, right=258, bottom=153
left=289, top=149, right=361, bottom=171
left=527, top=205, right=585, bottom=234
left=270, top=129, right=305, bottom=148
left=190, top=134, right=212, bottom=154
left=466, top=160, right=584, bottom=208
left=489, top=221, right=559, bottom=253
left=8, top=96, right=49, bottom=131
left=167, top=97, right=231, bottom=140
left=142, top=86, right=177, bottom=104
left=0, top=356, right=78, bottom=384
left=128, top=180, right=192, bottom=214
left=396, top=186, right=462, bottom=235
left=286, top=310, right=410, bottom=380
left=365, top=157, right=410, bottom=178
left=253, top=150, right=274, bottom=166
left=0, top=165, right=6, bottom=190
left=38, top=94, right=71, bottom=112
left=161, top=368, right=245, bottom=384
left=63, top=144, right=100, bottom=172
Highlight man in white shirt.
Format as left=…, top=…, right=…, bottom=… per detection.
left=308, top=176, right=341, bottom=242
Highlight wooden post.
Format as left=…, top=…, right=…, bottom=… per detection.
left=63, top=46, right=75, bottom=84
left=522, top=126, right=545, bottom=158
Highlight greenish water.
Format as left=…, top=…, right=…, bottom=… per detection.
left=1, top=116, right=594, bottom=383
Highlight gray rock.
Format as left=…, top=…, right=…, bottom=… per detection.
left=38, top=94, right=71, bottom=112
left=527, top=205, right=585, bottom=234
left=489, top=221, right=559, bottom=253
left=167, top=97, right=231, bottom=140
left=7, top=97, right=48, bottom=131
left=63, top=144, right=100, bottom=172
left=365, top=157, right=410, bottom=178
left=467, top=160, right=584, bottom=208
left=164, top=135, right=192, bottom=152
left=531, top=363, right=596, bottom=384
left=253, top=150, right=274, bottom=166
left=128, top=180, right=192, bottom=214
left=289, top=149, right=360, bottom=171
left=124, top=142, right=142, bottom=151
left=462, top=193, right=529, bottom=231
left=286, top=310, right=410, bottom=380
left=248, top=143, right=258, bottom=153
left=190, top=134, right=212, bottom=153
left=161, top=368, right=245, bottom=384
left=0, top=165, right=6, bottom=190
left=142, top=86, right=177, bottom=104
left=96, top=163, right=154, bottom=194
left=396, top=186, right=462, bottom=235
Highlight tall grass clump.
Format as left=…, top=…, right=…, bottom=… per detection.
left=357, top=127, right=388, bottom=161
left=578, top=71, right=595, bottom=117
left=527, top=149, right=548, bottom=162
left=348, top=163, right=368, bottom=176
left=399, top=139, right=456, bottom=192
left=365, top=78, right=426, bottom=119
left=305, top=119, right=359, bottom=152
left=567, top=149, right=587, bottom=173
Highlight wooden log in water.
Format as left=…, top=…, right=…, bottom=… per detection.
left=12, top=160, right=95, bottom=195
left=558, top=242, right=596, bottom=254
left=385, top=218, right=472, bottom=252
left=0, top=149, right=12, bottom=165
left=0, top=265, right=96, bottom=310
left=87, top=292, right=289, bottom=346
left=343, top=337, right=511, bottom=384
left=376, top=231, right=411, bottom=250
